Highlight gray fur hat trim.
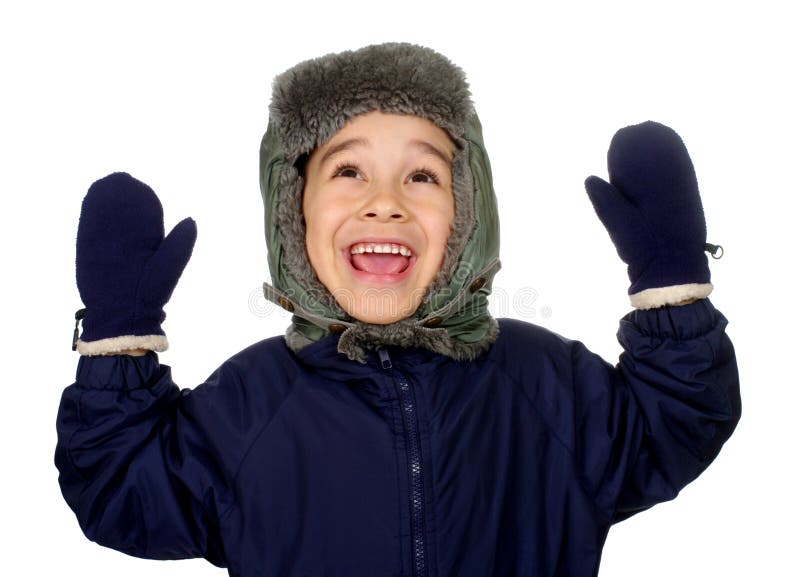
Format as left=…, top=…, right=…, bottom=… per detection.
left=269, top=42, right=474, bottom=165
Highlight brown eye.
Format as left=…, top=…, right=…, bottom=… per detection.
left=407, top=170, right=440, bottom=185
left=333, top=163, right=364, bottom=179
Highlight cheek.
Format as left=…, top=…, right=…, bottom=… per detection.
left=303, top=190, right=329, bottom=239
left=304, top=183, right=354, bottom=234
left=302, top=196, right=325, bottom=265
left=423, top=200, right=455, bottom=249
left=304, top=200, right=350, bottom=268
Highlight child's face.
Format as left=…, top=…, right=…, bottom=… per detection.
left=302, top=110, right=455, bottom=324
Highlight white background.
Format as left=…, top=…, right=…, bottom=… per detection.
left=2, top=0, right=797, bottom=575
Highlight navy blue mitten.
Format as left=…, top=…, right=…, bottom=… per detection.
left=74, top=172, right=196, bottom=355
left=585, top=121, right=717, bottom=309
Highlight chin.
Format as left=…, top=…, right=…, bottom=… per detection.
left=343, top=296, right=419, bottom=325
left=350, top=307, right=414, bottom=325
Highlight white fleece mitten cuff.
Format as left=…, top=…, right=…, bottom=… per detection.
left=630, top=283, right=713, bottom=310
left=76, top=334, right=168, bottom=356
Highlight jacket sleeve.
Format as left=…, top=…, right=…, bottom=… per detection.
left=54, top=352, right=251, bottom=566
left=570, top=298, right=741, bottom=524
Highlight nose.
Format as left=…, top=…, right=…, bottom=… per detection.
left=359, top=187, right=408, bottom=222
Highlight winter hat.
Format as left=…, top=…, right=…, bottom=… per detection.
left=260, top=42, right=502, bottom=363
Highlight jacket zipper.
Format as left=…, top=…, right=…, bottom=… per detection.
left=378, top=347, right=428, bottom=577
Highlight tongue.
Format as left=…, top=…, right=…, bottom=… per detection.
left=351, top=253, right=410, bottom=274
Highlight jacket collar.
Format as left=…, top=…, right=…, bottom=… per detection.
left=292, top=328, right=452, bottom=379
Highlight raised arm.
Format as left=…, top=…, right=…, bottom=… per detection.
left=579, top=122, right=740, bottom=521
left=55, top=353, right=237, bottom=565
left=565, top=298, right=740, bottom=523
left=56, top=173, right=232, bottom=563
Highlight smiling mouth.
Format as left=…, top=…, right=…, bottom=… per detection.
left=347, top=242, right=415, bottom=276
left=351, top=252, right=411, bottom=274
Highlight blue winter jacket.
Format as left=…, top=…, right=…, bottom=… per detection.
left=55, top=298, right=740, bottom=577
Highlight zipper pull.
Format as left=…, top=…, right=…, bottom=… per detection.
left=704, top=243, right=724, bottom=260
left=72, top=308, right=86, bottom=351
left=377, top=347, right=392, bottom=370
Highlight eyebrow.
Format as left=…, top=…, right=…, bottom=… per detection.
left=411, top=139, right=454, bottom=166
left=317, top=137, right=369, bottom=168
left=317, top=137, right=454, bottom=168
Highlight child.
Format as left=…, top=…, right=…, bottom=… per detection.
left=56, top=43, right=741, bottom=577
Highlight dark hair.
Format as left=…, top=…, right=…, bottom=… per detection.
left=293, top=153, right=309, bottom=179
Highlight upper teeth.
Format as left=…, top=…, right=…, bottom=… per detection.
left=350, top=242, right=412, bottom=257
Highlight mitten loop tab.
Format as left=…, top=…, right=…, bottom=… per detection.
left=704, top=243, right=724, bottom=260
left=71, top=308, right=86, bottom=351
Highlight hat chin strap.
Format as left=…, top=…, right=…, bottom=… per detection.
left=263, top=257, right=501, bottom=363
